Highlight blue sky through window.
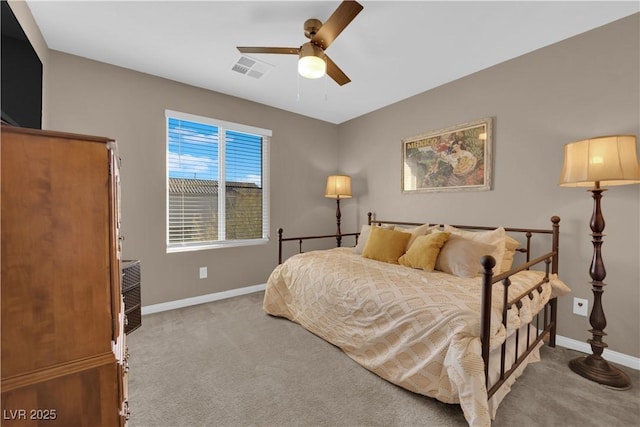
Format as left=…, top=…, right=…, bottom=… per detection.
left=226, top=130, right=262, bottom=187
left=168, top=118, right=262, bottom=186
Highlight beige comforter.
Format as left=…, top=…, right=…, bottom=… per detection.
left=263, top=248, right=569, bottom=427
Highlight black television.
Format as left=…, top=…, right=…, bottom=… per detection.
left=1, top=1, right=43, bottom=129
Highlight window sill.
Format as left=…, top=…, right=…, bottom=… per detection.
left=167, top=238, right=269, bottom=254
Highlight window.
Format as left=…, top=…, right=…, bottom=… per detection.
left=166, top=110, right=270, bottom=252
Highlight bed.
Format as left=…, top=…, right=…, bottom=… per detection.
left=263, top=213, right=571, bottom=427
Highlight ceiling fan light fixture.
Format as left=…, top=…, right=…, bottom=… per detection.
left=298, top=43, right=326, bottom=79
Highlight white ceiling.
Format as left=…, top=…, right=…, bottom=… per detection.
left=26, top=1, right=639, bottom=124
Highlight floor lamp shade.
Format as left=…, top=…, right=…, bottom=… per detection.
left=559, top=135, right=640, bottom=187
left=559, top=134, right=639, bottom=389
left=325, top=175, right=352, bottom=199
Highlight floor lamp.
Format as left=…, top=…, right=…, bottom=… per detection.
left=559, top=135, right=640, bottom=389
left=325, top=175, right=352, bottom=247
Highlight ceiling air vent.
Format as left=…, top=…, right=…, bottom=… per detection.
left=231, top=55, right=273, bottom=79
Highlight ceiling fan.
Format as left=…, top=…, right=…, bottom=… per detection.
left=237, top=1, right=363, bottom=86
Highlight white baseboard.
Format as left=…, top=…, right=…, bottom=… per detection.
left=141, top=285, right=638, bottom=371
left=555, top=335, right=639, bottom=371
left=141, top=283, right=266, bottom=315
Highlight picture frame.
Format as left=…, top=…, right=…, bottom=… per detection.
left=402, top=117, right=493, bottom=193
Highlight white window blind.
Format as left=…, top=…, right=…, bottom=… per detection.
left=166, top=110, right=271, bottom=252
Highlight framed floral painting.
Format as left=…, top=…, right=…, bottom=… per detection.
left=402, top=118, right=492, bottom=193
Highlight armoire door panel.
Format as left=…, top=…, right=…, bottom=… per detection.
left=1, top=133, right=113, bottom=377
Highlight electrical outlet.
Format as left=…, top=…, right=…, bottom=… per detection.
left=199, top=267, right=207, bottom=279
left=573, top=297, right=588, bottom=316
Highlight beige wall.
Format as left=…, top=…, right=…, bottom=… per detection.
left=337, top=14, right=640, bottom=358
left=44, top=51, right=340, bottom=306
left=6, top=1, right=48, bottom=62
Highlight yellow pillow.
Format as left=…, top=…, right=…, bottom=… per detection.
left=399, top=232, right=450, bottom=271
left=394, top=223, right=436, bottom=250
left=362, top=227, right=411, bottom=264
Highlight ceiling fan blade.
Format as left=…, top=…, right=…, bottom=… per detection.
left=237, top=47, right=299, bottom=55
left=325, top=55, right=351, bottom=86
left=311, top=0, right=363, bottom=50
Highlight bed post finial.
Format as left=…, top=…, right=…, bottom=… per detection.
left=480, top=255, right=496, bottom=387
left=367, top=212, right=373, bottom=225
left=480, top=255, right=496, bottom=273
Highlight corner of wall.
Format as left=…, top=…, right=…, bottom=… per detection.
left=7, top=0, right=50, bottom=128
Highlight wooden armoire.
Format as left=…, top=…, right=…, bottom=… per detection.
left=1, top=125, right=128, bottom=426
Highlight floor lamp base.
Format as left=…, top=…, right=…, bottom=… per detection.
left=569, top=355, right=631, bottom=389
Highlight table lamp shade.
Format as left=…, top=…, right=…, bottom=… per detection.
left=559, top=135, right=640, bottom=187
left=325, top=175, right=352, bottom=198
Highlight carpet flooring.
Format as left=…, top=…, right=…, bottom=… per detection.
left=127, top=292, right=639, bottom=426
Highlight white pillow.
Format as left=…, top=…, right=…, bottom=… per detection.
left=502, top=235, right=520, bottom=273
left=353, top=225, right=372, bottom=254
left=444, top=225, right=507, bottom=274
left=435, top=234, right=497, bottom=278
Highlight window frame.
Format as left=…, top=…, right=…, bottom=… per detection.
left=165, top=109, right=271, bottom=253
